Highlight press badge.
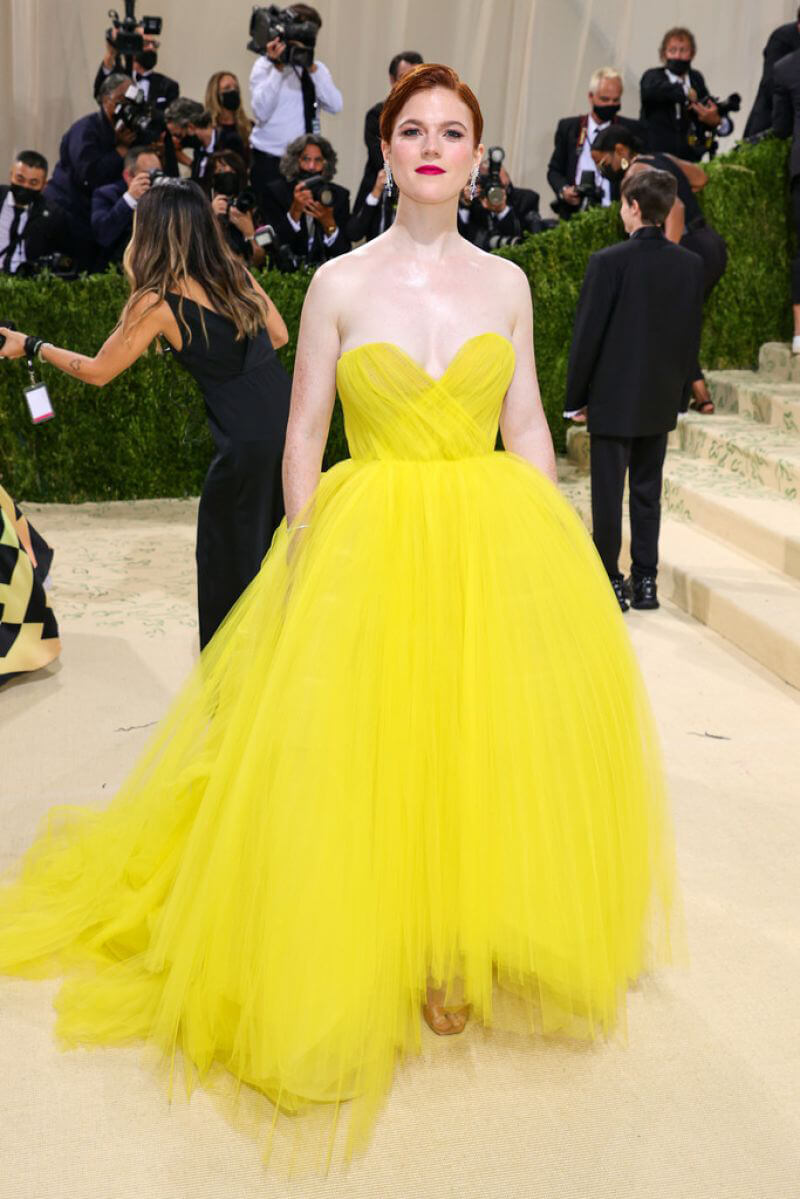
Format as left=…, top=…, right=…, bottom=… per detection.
left=25, top=381, right=55, bottom=423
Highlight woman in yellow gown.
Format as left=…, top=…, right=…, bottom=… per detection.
left=0, top=65, right=676, bottom=1160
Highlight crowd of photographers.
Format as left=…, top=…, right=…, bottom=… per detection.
left=0, top=6, right=792, bottom=282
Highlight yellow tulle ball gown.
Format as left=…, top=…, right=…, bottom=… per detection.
left=0, top=333, right=677, bottom=1159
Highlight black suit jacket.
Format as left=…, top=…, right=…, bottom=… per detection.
left=353, top=101, right=385, bottom=212
left=93, top=63, right=179, bottom=109
left=773, top=48, right=800, bottom=179
left=347, top=189, right=396, bottom=243
left=261, top=176, right=351, bottom=264
left=566, top=226, right=704, bottom=437
left=639, top=66, right=711, bottom=160
left=745, top=22, right=800, bottom=137
left=45, top=111, right=123, bottom=237
left=547, top=114, right=641, bottom=214
left=91, top=177, right=133, bottom=265
left=0, top=186, right=67, bottom=272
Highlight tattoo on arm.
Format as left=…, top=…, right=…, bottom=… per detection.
left=68, top=358, right=82, bottom=374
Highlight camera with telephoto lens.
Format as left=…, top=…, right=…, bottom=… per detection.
left=211, top=172, right=256, bottom=214
left=297, top=173, right=334, bottom=207
left=114, top=84, right=167, bottom=144
left=700, top=91, right=741, bottom=120
left=16, top=253, right=79, bottom=281
left=474, top=146, right=507, bottom=208
left=575, top=168, right=605, bottom=210
left=148, top=167, right=166, bottom=185
left=254, top=223, right=302, bottom=273
left=105, top=7, right=162, bottom=57
left=247, top=5, right=317, bottom=67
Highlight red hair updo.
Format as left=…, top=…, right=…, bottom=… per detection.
left=379, top=63, right=484, bottom=147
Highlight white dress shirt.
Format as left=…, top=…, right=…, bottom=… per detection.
left=0, top=192, right=29, bottom=273
left=249, top=57, right=342, bottom=156
left=574, top=114, right=612, bottom=205
left=285, top=209, right=339, bottom=251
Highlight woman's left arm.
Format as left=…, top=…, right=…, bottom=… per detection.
left=499, top=264, right=557, bottom=485
left=0, top=294, right=170, bottom=386
left=245, top=269, right=289, bottom=348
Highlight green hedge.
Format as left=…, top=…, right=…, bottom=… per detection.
left=0, top=137, right=791, bottom=502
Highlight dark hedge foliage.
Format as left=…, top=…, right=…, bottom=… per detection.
left=0, top=137, right=790, bottom=501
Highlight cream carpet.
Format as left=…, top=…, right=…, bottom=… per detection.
left=1, top=497, right=799, bottom=1199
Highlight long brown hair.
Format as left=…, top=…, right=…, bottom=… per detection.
left=204, top=71, right=253, bottom=153
left=120, top=179, right=270, bottom=344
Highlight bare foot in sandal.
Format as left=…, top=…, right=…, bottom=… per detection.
left=423, top=985, right=470, bottom=1036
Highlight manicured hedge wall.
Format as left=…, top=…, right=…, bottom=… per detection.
left=0, top=136, right=791, bottom=502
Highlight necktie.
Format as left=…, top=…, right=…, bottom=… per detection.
left=298, top=67, right=318, bottom=134
left=2, top=206, right=23, bottom=274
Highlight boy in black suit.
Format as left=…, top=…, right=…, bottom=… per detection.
left=565, top=168, right=704, bottom=612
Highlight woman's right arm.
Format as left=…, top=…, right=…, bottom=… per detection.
left=0, top=295, right=170, bottom=384
left=281, top=265, right=341, bottom=527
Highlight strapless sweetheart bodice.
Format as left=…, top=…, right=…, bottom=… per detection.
left=335, top=332, right=516, bottom=461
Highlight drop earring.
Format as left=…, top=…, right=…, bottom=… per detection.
left=383, top=159, right=393, bottom=192
left=620, top=157, right=630, bottom=171
left=469, top=165, right=479, bottom=199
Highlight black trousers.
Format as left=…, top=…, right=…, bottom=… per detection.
left=250, top=148, right=284, bottom=210
left=196, top=438, right=285, bottom=649
left=590, top=432, right=668, bottom=582
left=791, top=177, right=800, bottom=304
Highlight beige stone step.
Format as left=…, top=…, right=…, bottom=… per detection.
left=661, top=452, right=800, bottom=582
left=559, top=462, right=800, bottom=690
left=706, top=370, right=800, bottom=433
left=758, top=341, right=800, bottom=383
left=675, top=414, right=800, bottom=501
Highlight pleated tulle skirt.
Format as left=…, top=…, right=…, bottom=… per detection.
left=0, top=451, right=677, bottom=1159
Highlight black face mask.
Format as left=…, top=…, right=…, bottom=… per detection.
left=220, top=89, right=240, bottom=112
left=180, top=133, right=203, bottom=150
left=593, top=103, right=621, bottom=123
left=665, top=57, right=691, bottom=76
left=297, top=167, right=321, bottom=181
left=11, top=183, right=39, bottom=207
left=599, top=162, right=623, bottom=184
left=136, top=50, right=158, bottom=72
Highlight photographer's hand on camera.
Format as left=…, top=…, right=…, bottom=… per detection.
left=265, top=36, right=287, bottom=68
left=560, top=184, right=581, bottom=208
left=289, top=179, right=313, bottom=222
left=306, top=198, right=335, bottom=233
left=690, top=97, right=721, bottom=128
left=126, top=172, right=151, bottom=202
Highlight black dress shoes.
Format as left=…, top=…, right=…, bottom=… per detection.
left=628, top=575, right=659, bottom=610
left=610, top=577, right=630, bottom=612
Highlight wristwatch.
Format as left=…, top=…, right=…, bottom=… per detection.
left=324, top=224, right=336, bottom=235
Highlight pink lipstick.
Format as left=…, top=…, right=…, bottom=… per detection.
left=415, top=166, right=445, bottom=175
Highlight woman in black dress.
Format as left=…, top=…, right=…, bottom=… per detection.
left=592, top=124, right=727, bottom=414
left=0, top=180, right=291, bottom=648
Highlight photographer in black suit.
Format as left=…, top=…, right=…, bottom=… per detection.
left=772, top=44, right=800, bottom=352
left=458, top=151, right=545, bottom=248
left=0, top=151, right=67, bottom=275
left=261, top=134, right=350, bottom=267
left=565, top=169, right=704, bottom=612
left=639, top=27, right=733, bottom=162
left=94, top=25, right=179, bottom=111
left=45, top=74, right=134, bottom=272
left=745, top=10, right=800, bottom=138
left=547, top=67, right=640, bottom=220
left=353, top=51, right=424, bottom=214
left=91, top=145, right=162, bottom=269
